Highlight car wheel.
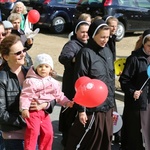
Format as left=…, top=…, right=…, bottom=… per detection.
left=51, top=17, right=66, bottom=34
left=116, top=22, right=125, bottom=41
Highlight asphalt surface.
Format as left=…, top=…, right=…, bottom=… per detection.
left=51, top=100, right=124, bottom=150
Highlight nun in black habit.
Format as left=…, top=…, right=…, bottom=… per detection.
left=65, top=19, right=115, bottom=150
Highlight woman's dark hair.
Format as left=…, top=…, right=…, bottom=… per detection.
left=0, top=34, right=21, bottom=57
left=0, top=21, right=4, bottom=26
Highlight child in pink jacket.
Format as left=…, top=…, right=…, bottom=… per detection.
left=20, top=53, right=73, bottom=150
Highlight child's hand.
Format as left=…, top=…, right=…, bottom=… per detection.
left=66, top=101, right=74, bottom=108
left=21, top=109, right=30, bottom=119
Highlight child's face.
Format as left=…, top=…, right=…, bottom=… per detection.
left=36, top=64, right=52, bottom=78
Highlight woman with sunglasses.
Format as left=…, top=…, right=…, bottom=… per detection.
left=0, top=34, right=49, bottom=150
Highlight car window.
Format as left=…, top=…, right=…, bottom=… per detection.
left=118, top=0, right=128, bottom=6
left=78, top=0, right=102, bottom=4
left=118, top=0, right=138, bottom=7
left=136, top=0, right=150, bottom=8
left=22, top=0, right=39, bottom=2
left=22, top=0, right=30, bottom=2
left=66, top=0, right=79, bottom=4
left=57, top=0, right=65, bottom=3
left=88, top=0, right=102, bottom=4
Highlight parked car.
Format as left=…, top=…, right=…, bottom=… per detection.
left=0, top=0, right=79, bottom=33
left=75, top=0, right=150, bottom=41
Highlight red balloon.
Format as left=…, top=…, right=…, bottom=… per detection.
left=75, top=76, right=91, bottom=91
left=28, top=10, right=40, bottom=24
left=74, top=79, right=108, bottom=108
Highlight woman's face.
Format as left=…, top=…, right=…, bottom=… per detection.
left=144, top=40, right=150, bottom=55
left=3, top=41, right=26, bottom=66
left=0, top=25, right=5, bottom=43
left=108, top=20, right=118, bottom=36
left=76, top=24, right=89, bottom=43
left=12, top=19, right=21, bottom=30
left=94, top=29, right=110, bottom=47
left=5, top=28, right=12, bottom=37
left=15, top=5, right=23, bottom=14
left=85, top=16, right=91, bottom=25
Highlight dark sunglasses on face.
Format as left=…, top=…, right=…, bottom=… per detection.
left=10, top=48, right=28, bottom=56
left=0, top=32, right=7, bottom=36
left=5, top=28, right=12, bottom=30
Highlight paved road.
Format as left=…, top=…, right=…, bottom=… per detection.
left=51, top=100, right=124, bottom=150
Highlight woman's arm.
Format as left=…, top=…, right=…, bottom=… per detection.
left=0, top=80, right=26, bottom=128
left=59, top=41, right=77, bottom=66
left=29, top=100, right=48, bottom=111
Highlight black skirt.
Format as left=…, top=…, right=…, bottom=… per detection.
left=65, top=108, right=113, bottom=150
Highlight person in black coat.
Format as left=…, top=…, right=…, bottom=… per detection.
left=103, top=15, right=118, bottom=61
left=103, top=15, right=121, bottom=143
left=119, top=29, right=150, bottom=150
left=65, top=19, right=115, bottom=150
left=58, top=20, right=90, bottom=147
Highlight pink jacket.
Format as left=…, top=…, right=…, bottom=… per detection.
left=20, top=67, right=70, bottom=110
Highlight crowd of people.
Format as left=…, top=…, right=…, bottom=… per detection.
left=0, top=1, right=150, bottom=150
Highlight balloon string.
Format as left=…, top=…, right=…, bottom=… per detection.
left=61, top=107, right=68, bottom=113
left=76, top=112, right=95, bottom=150
left=139, top=77, right=149, bottom=91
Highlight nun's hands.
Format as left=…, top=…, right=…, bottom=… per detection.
left=134, top=90, right=142, bottom=100
left=79, top=112, right=88, bottom=127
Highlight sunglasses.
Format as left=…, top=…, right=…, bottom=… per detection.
left=10, top=48, right=28, bottom=56
left=0, top=33, right=7, bottom=36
